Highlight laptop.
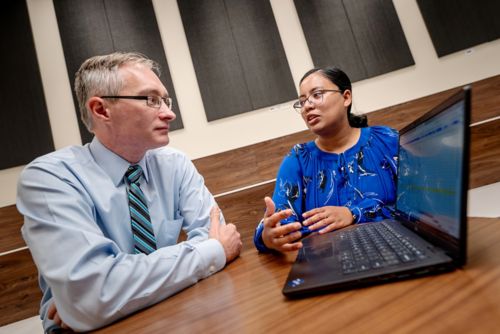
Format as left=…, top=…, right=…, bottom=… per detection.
left=283, top=86, right=471, bottom=297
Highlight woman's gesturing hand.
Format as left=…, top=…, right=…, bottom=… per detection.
left=261, top=197, right=303, bottom=252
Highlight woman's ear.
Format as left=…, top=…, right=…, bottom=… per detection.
left=342, top=89, right=352, bottom=109
left=88, top=97, right=110, bottom=121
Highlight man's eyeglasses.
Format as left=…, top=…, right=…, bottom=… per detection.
left=293, top=89, right=342, bottom=113
left=100, top=95, right=173, bottom=109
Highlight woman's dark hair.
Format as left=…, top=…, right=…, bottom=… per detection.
left=300, top=67, right=367, bottom=128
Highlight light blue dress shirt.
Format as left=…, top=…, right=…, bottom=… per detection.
left=17, top=138, right=226, bottom=332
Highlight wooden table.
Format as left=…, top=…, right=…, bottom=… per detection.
left=96, top=217, right=500, bottom=333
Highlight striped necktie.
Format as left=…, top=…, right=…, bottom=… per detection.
left=125, top=165, right=157, bottom=254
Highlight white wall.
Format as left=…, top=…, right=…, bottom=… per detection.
left=1, top=0, right=500, bottom=207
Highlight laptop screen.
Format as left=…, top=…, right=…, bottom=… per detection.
left=395, top=88, right=470, bottom=263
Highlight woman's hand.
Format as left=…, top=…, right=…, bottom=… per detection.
left=261, top=197, right=303, bottom=252
left=302, top=206, right=354, bottom=234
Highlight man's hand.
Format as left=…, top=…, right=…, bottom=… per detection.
left=302, top=206, right=354, bottom=234
left=47, top=302, right=72, bottom=331
left=261, top=197, right=303, bottom=252
left=209, top=206, right=242, bottom=263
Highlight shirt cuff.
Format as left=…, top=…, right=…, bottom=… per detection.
left=194, top=238, right=226, bottom=277
left=253, top=220, right=271, bottom=253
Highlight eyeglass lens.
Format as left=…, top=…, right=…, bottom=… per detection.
left=147, top=96, right=172, bottom=109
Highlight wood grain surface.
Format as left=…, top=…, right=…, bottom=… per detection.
left=193, top=131, right=314, bottom=195
left=0, top=205, right=25, bottom=254
left=216, top=182, right=275, bottom=252
left=470, top=118, right=500, bottom=189
left=94, top=217, right=500, bottom=333
left=0, top=248, right=41, bottom=326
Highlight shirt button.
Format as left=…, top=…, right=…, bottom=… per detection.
left=209, top=265, right=216, bottom=273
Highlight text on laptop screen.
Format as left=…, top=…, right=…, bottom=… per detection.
left=397, top=100, right=465, bottom=238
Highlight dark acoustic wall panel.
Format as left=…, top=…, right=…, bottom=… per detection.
left=0, top=0, right=54, bottom=170
left=342, top=0, right=414, bottom=77
left=104, top=0, right=181, bottom=130
left=294, top=0, right=414, bottom=82
left=178, top=0, right=252, bottom=121
left=224, top=1, right=296, bottom=110
left=178, top=0, right=296, bottom=121
left=294, top=0, right=366, bottom=81
left=417, top=0, right=500, bottom=57
left=53, top=0, right=183, bottom=145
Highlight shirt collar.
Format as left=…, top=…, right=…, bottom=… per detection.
left=89, top=137, right=150, bottom=186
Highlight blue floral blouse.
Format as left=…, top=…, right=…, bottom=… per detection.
left=254, top=126, right=399, bottom=252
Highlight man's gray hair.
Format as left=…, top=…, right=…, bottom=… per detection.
left=74, top=52, right=160, bottom=131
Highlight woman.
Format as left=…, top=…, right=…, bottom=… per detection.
left=254, top=67, right=398, bottom=253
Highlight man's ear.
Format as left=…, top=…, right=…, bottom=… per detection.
left=88, top=97, right=110, bottom=121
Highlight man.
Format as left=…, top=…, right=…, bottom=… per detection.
left=17, top=52, right=242, bottom=332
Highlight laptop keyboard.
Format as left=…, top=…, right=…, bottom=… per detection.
left=337, top=222, right=427, bottom=274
